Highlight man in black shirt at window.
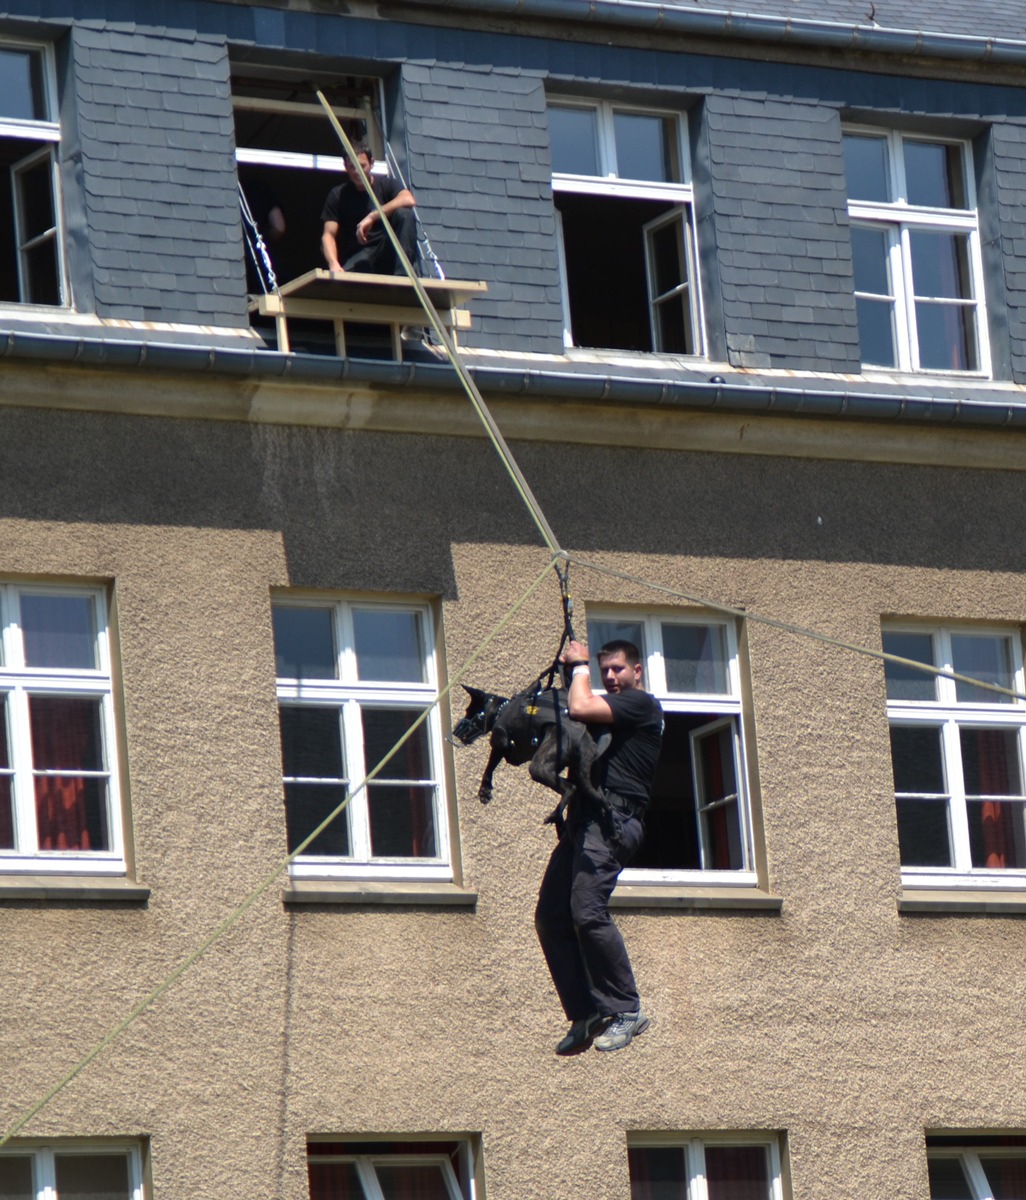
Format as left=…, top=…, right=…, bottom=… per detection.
left=320, top=142, right=418, bottom=275
left=535, top=637, right=664, bottom=1054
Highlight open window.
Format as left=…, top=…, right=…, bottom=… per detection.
left=307, top=1139, right=478, bottom=1200
left=586, top=612, right=756, bottom=885
left=0, top=41, right=68, bottom=307
left=549, top=99, right=702, bottom=354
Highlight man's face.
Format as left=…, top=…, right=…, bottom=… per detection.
left=344, top=154, right=373, bottom=191
left=599, top=652, right=642, bottom=694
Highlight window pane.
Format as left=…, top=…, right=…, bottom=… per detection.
left=883, top=631, right=936, bottom=701
left=24, top=237, right=61, bottom=307
left=663, top=623, right=728, bottom=694
left=851, top=225, right=892, bottom=295
left=589, top=620, right=645, bottom=660
left=628, top=1145, right=687, bottom=1200
left=0, top=48, right=47, bottom=121
left=968, top=799, right=1026, bottom=869
left=30, top=695, right=103, bottom=771
left=914, top=303, right=977, bottom=372
left=844, top=133, right=890, bottom=202
left=890, top=725, right=945, bottom=793
left=362, top=708, right=432, bottom=781
left=951, top=634, right=1014, bottom=704
left=285, top=782, right=350, bottom=856
left=375, top=1163, right=452, bottom=1200
left=308, top=1160, right=366, bottom=1200
left=17, top=157, right=56, bottom=242
left=927, top=1157, right=974, bottom=1200
left=856, top=297, right=897, bottom=367
left=694, top=722, right=744, bottom=870
left=548, top=105, right=600, bottom=176
left=904, top=140, right=967, bottom=209
left=279, top=706, right=344, bottom=779
left=273, top=606, right=336, bottom=679
left=54, top=1152, right=130, bottom=1200
left=705, top=1145, right=771, bottom=1200
left=20, top=594, right=97, bottom=669
left=960, top=727, right=1022, bottom=796
left=367, top=784, right=436, bottom=857
left=0, top=1155, right=34, bottom=1200
left=978, top=1155, right=1026, bottom=1198
left=614, top=111, right=677, bottom=182
left=641, top=711, right=703, bottom=870
left=910, top=230, right=972, bottom=301
left=897, top=797, right=952, bottom=866
left=352, top=609, right=425, bottom=683
left=649, top=216, right=685, bottom=298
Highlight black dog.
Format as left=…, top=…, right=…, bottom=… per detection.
left=453, top=684, right=613, bottom=836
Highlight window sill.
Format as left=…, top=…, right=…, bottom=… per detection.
left=282, top=879, right=478, bottom=908
left=0, top=875, right=150, bottom=903
left=611, top=885, right=782, bottom=911
left=899, top=888, right=1026, bottom=915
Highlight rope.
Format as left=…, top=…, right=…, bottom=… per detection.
left=383, top=140, right=446, bottom=281
left=0, top=554, right=562, bottom=1149
left=238, top=182, right=280, bottom=295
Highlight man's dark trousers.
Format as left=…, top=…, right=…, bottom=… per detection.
left=535, top=808, right=645, bottom=1019
left=343, top=206, right=418, bottom=274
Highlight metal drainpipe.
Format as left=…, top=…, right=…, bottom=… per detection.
left=394, top=0, right=1026, bottom=64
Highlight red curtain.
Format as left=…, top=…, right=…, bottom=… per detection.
left=972, top=729, right=1016, bottom=869
left=30, top=696, right=104, bottom=851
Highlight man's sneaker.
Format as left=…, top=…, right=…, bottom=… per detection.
left=593, top=1011, right=650, bottom=1052
left=555, top=1013, right=608, bottom=1055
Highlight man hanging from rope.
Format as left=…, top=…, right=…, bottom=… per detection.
left=320, top=140, right=418, bottom=275
left=535, top=636, right=664, bottom=1054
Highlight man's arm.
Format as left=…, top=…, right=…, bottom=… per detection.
left=355, top=186, right=416, bottom=246
left=321, top=219, right=343, bottom=272
left=561, top=638, right=614, bottom=724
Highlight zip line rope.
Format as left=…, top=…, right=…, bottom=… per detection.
left=6, top=98, right=1023, bottom=1150
left=0, top=554, right=561, bottom=1150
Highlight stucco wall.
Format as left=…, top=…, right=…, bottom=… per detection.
left=2, top=394, right=1026, bottom=1197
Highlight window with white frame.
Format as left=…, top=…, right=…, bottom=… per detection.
left=883, top=624, right=1026, bottom=887
left=548, top=99, right=702, bottom=355
left=0, top=40, right=68, bottom=307
left=927, top=1136, right=1026, bottom=1198
left=273, top=597, right=450, bottom=880
left=842, top=129, right=988, bottom=374
left=0, top=1142, right=145, bottom=1200
left=307, top=1139, right=476, bottom=1200
left=628, top=1135, right=784, bottom=1200
left=0, top=584, right=124, bottom=874
left=586, top=612, right=755, bottom=885
left=232, top=67, right=385, bottom=294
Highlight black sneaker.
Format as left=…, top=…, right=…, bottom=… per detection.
left=594, top=1011, right=650, bottom=1052
left=555, top=1013, right=608, bottom=1055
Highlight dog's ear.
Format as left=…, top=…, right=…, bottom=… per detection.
left=462, top=685, right=486, bottom=701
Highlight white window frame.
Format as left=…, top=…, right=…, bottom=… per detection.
left=845, top=127, right=989, bottom=377
left=549, top=98, right=705, bottom=355
left=0, top=583, right=124, bottom=875
left=274, top=596, right=451, bottom=883
left=928, top=1145, right=1026, bottom=1198
left=0, top=1141, right=145, bottom=1200
left=0, top=38, right=69, bottom=309
left=306, top=1148, right=469, bottom=1200
left=587, top=611, right=755, bottom=887
left=885, top=622, right=1026, bottom=891
left=628, top=1133, right=784, bottom=1200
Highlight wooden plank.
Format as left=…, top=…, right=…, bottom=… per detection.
left=274, top=269, right=487, bottom=310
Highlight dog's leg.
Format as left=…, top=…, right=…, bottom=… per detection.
left=478, top=744, right=505, bottom=804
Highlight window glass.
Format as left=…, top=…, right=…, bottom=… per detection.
left=0, top=47, right=47, bottom=122
left=628, top=1146, right=687, bottom=1197
left=890, top=725, right=946, bottom=794
left=662, top=622, right=728, bottom=694
left=353, top=608, right=424, bottom=683
left=951, top=634, right=1014, bottom=704
left=363, top=709, right=436, bottom=858
left=843, top=133, right=890, bottom=203
left=910, top=230, right=973, bottom=301
left=959, top=727, right=1022, bottom=796
left=890, top=726, right=950, bottom=867
left=927, top=1157, right=974, bottom=1200
left=30, top=696, right=108, bottom=853
left=374, top=1163, right=451, bottom=1200
left=905, top=139, right=966, bottom=209
left=54, top=1153, right=130, bottom=1200
left=705, top=1145, right=772, bottom=1200
left=280, top=705, right=349, bottom=857
left=883, top=631, right=936, bottom=701
left=613, top=111, right=677, bottom=183
left=978, top=1155, right=1026, bottom=1198
left=0, top=695, right=12, bottom=849
left=548, top=105, right=600, bottom=176
left=21, top=593, right=97, bottom=670
left=915, top=303, right=977, bottom=372
left=589, top=619, right=646, bottom=661
left=851, top=225, right=892, bottom=296
left=308, top=1160, right=363, bottom=1198
left=273, top=606, right=337, bottom=680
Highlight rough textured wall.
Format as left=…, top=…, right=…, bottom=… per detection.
left=67, top=24, right=247, bottom=325
left=3, top=396, right=1026, bottom=1196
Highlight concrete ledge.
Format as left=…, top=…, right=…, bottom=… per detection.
left=611, top=885, right=782, bottom=911
left=899, top=888, right=1026, bottom=914
left=282, top=880, right=478, bottom=908
left=0, top=875, right=151, bottom=903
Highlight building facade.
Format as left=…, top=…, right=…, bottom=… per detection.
left=2, top=1, right=1026, bottom=1197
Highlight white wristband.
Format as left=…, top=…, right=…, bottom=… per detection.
left=571, top=664, right=590, bottom=677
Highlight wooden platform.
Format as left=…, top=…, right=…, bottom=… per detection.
left=250, top=269, right=488, bottom=358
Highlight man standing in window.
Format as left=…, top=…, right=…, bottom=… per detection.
left=535, top=638, right=664, bottom=1053
left=320, top=142, right=418, bottom=275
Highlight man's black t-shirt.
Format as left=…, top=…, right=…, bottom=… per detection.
left=591, top=688, right=664, bottom=808
left=320, top=175, right=403, bottom=262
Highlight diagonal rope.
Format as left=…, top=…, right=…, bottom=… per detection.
left=0, top=553, right=561, bottom=1149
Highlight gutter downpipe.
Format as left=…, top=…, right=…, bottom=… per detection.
left=394, top=0, right=1026, bottom=65
left=3, top=328, right=1026, bottom=429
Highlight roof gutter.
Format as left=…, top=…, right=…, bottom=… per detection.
left=3, top=328, right=1026, bottom=430
left=394, top=0, right=1026, bottom=66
